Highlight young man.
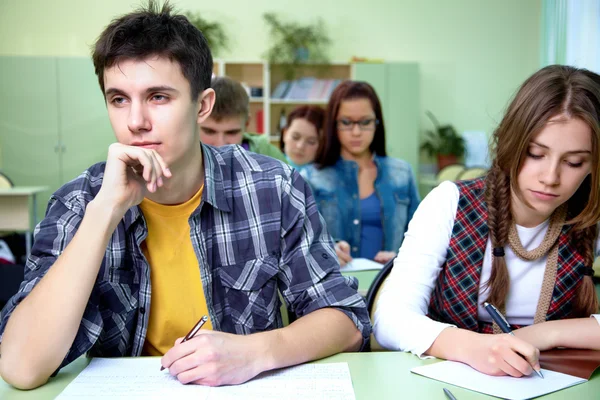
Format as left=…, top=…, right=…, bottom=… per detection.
left=0, top=2, right=369, bottom=390
left=199, top=76, right=288, bottom=163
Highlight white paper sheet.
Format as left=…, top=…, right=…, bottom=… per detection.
left=56, top=358, right=355, bottom=400
left=411, top=360, right=586, bottom=400
left=342, top=258, right=384, bottom=272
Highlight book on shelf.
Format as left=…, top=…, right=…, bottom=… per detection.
left=271, top=80, right=291, bottom=99
left=271, top=78, right=342, bottom=101
left=255, top=109, right=264, bottom=133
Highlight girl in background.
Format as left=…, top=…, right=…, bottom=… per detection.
left=280, top=105, right=325, bottom=171
left=303, top=81, right=419, bottom=266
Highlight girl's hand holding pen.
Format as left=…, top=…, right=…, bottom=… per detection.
left=464, top=332, right=541, bottom=378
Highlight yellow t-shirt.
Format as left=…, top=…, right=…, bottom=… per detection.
left=140, top=185, right=213, bottom=356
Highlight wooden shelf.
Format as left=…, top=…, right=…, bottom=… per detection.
left=270, top=99, right=328, bottom=105
left=224, top=63, right=263, bottom=87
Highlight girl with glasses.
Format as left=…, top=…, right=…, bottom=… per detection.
left=302, top=81, right=420, bottom=267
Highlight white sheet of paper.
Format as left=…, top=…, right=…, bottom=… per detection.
left=411, top=360, right=586, bottom=400
left=342, top=258, right=384, bottom=272
left=56, top=358, right=355, bottom=400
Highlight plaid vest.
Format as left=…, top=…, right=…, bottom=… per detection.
left=428, top=178, right=587, bottom=333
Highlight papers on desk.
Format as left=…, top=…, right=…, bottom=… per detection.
left=341, top=258, right=384, bottom=272
left=411, top=360, right=586, bottom=400
left=56, top=358, right=356, bottom=400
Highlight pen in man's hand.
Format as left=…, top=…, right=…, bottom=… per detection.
left=443, top=388, right=457, bottom=400
left=160, top=315, right=209, bottom=371
left=483, top=302, right=544, bottom=379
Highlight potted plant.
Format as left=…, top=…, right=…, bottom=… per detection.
left=262, top=13, right=331, bottom=79
left=184, top=11, right=229, bottom=57
left=421, top=111, right=465, bottom=171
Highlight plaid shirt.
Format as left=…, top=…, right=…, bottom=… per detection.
left=0, top=144, right=370, bottom=370
left=428, top=178, right=588, bottom=332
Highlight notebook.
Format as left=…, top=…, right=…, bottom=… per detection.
left=411, top=360, right=586, bottom=400
left=56, top=358, right=356, bottom=400
left=342, top=258, right=384, bottom=272
left=539, top=349, right=600, bottom=379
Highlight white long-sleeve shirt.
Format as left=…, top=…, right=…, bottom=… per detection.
left=373, top=181, right=600, bottom=356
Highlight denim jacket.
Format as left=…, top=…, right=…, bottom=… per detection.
left=302, top=156, right=420, bottom=257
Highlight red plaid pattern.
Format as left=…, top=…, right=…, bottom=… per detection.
left=428, top=178, right=586, bottom=332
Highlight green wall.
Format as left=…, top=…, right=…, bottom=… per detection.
left=0, top=57, right=114, bottom=220
left=0, top=0, right=541, bottom=140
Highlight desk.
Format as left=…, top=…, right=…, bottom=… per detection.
left=0, top=187, right=48, bottom=256
left=1, top=352, right=598, bottom=399
left=343, top=270, right=379, bottom=297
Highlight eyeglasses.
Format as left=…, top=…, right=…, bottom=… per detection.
left=336, top=118, right=379, bottom=131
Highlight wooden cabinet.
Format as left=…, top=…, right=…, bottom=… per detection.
left=0, top=56, right=112, bottom=219
left=354, top=63, right=420, bottom=174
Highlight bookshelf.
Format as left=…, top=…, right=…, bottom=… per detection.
left=213, top=60, right=353, bottom=142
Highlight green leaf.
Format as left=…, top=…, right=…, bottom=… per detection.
left=262, top=13, right=331, bottom=79
left=184, top=11, right=229, bottom=57
left=420, top=111, right=465, bottom=158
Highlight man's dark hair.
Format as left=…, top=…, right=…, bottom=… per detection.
left=92, top=0, right=213, bottom=99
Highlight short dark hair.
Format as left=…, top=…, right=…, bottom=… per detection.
left=279, top=105, right=325, bottom=150
left=92, top=0, right=213, bottom=100
left=316, top=81, right=387, bottom=168
left=210, top=76, right=249, bottom=121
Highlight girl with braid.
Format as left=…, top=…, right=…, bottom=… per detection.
left=373, top=65, right=600, bottom=378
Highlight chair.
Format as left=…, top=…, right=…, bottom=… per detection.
left=365, top=259, right=395, bottom=351
left=436, top=164, right=465, bottom=184
left=0, top=170, right=13, bottom=189
left=0, top=263, right=24, bottom=310
left=458, top=167, right=488, bottom=181
left=0, top=172, right=22, bottom=262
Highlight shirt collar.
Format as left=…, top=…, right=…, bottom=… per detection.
left=201, top=143, right=232, bottom=213
left=122, top=143, right=233, bottom=232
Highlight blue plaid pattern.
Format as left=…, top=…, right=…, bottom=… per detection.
left=428, top=178, right=587, bottom=332
left=0, top=144, right=370, bottom=369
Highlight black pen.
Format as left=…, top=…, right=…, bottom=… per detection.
left=483, top=302, right=544, bottom=378
left=160, top=315, right=209, bottom=371
left=443, top=388, right=457, bottom=400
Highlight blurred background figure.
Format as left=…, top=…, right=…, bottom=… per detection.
left=303, top=81, right=420, bottom=266
left=280, top=105, right=325, bottom=171
left=199, top=76, right=287, bottom=163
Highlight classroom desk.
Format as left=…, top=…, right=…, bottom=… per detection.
left=342, top=270, right=379, bottom=296
left=1, top=352, right=598, bottom=399
left=0, top=186, right=48, bottom=256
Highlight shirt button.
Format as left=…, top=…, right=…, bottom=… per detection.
left=353, top=219, right=359, bottom=225
left=139, top=307, right=146, bottom=315
left=352, top=246, right=358, bottom=252
left=352, top=194, right=357, bottom=199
